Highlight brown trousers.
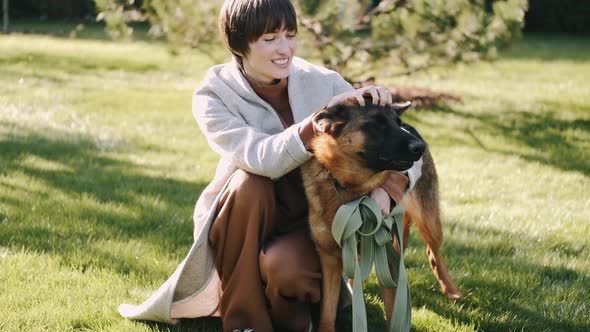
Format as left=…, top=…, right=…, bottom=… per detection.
left=208, top=169, right=321, bottom=332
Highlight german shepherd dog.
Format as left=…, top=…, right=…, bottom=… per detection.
left=300, top=100, right=463, bottom=332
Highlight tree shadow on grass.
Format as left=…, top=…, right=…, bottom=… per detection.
left=146, top=317, right=223, bottom=332
left=0, top=123, right=208, bottom=276
left=0, top=123, right=231, bottom=331
left=423, top=104, right=590, bottom=176
left=502, top=34, right=590, bottom=64
left=357, top=221, right=590, bottom=332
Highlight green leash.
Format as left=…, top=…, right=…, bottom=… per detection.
left=331, top=195, right=411, bottom=332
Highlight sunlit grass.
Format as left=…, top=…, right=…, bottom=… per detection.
left=1, top=26, right=589, bottom=332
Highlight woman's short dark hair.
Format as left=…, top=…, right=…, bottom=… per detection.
left=219, top=0, right=297, bottom=59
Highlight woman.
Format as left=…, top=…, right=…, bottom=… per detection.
left=119, top=0, right=422, bottom=331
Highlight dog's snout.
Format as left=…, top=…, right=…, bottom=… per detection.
left=409, top=140, right=426, bottom=156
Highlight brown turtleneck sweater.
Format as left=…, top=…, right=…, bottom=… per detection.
left=243, top=74, right=316, bottom=150
left=243, top=74, right=310, bottom=233
left=244, top=75, right=294, bottom=128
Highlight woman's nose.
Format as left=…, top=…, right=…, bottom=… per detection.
left=276, top=37, right=293, bottom=54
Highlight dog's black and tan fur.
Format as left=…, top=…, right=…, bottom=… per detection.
left=300, top=100, right=463, bottom=332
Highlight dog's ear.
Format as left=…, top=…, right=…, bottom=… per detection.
left=390, top=101, right=412, bottom=116
left=312, top=107, right=348, bottom=137
left=314, top=118, right=345, bottom=137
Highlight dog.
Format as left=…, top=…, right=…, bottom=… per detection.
left=300, top=99, right=463, bottom=332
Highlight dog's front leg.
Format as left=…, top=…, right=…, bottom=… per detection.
left=317, top=250, right=342, bottom=332
left=381, top=283, right=397, bottom=331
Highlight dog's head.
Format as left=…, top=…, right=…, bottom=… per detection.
left=311, top=100, right=425, bottom=192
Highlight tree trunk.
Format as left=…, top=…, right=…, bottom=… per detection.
left=2, top=0, right=8, bottom=34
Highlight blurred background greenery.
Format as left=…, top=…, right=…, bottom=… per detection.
left=3, top=0, right=589, bottom=81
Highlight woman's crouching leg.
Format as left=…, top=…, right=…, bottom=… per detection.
left=209, top=169, right=276, bottom=332
left=259, top=229, right=321, bottom=332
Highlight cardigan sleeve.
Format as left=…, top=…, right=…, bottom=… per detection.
left=193, top=91, right=313, bottom=179
left=332, top=72, right=354, bottom=96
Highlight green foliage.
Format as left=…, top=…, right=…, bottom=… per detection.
left=95, top=0, right=222, bottom=54
left=295, top=0, right=374, bottom=72
left=95, top=0, right=142, bottom=40
left=94, top=0, right=527, bottom=80
left=143, top=0, right=221, bottom=49
left=298, top=0, right=528, bottom=79
left=298, top=0, right=322, bottom=15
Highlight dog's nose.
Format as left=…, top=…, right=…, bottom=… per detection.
left=409, top=141, right=426, bottom=156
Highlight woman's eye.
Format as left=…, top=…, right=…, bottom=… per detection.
left=263, top=38, right=275, bottom=42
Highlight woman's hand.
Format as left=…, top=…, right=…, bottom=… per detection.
left=372, top=171, right=410, bottom=216
left=370, top=187, right=391, bottom=216
left=327, top=85, right=393, bottom=108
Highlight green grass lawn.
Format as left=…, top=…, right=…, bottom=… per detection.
left=1, top=24, right=589, bottom=332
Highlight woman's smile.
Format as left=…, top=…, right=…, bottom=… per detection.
left=272, top=58, right=289, bottom=66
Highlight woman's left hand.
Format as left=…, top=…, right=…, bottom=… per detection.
left=327, top=85, right=393, bottom=108
left=356, top=85, right=393, bottom=106
left=370, top=187, right=391, bottom=216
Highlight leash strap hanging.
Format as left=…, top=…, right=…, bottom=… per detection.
left=332, top=197, right=411, bottom=332
left=389, top=205, right=412, bottom=332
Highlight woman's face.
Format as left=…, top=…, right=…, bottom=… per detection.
left=242, top=28, right=297, bottom=84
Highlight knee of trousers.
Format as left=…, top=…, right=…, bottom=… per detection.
left=210, top=169, right=277, bottom=247
left=226, top=169, right=275, bottom=208
left=259, top=231, right=322, bottom=303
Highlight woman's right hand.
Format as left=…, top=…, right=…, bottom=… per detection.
left=327, top=85, right=393, bottom=108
